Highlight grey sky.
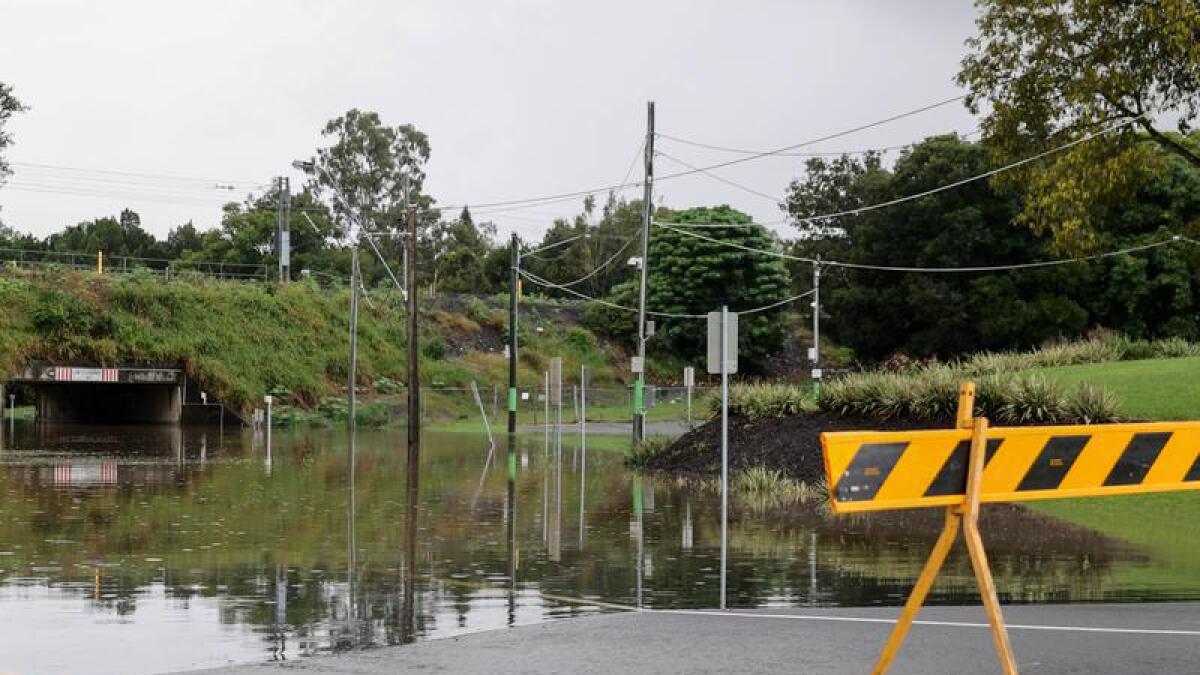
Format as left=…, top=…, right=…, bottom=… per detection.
left=0, top=0, right=981, bottom=242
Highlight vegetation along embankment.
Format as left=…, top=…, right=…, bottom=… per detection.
left=0, top=268, right=642, bottom=424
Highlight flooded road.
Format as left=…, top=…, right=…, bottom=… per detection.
left=0, top=421, right=1195, bottom=674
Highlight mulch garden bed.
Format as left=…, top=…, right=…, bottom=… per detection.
left=643, top=411, right=959, bottom=484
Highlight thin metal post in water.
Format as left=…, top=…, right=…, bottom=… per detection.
left=719, top=304, right=729, bottom=611
left=348, top=248, right=360, bottom=432
left=406, top=205, right=420, bottom=450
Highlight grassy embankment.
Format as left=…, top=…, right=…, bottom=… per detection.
left=0, top=269, right=645, bottom=424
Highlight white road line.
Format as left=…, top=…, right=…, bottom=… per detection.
left=652, top=609, right=1200, bottom=636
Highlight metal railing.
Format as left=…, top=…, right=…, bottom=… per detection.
left=0, top=247, right=269, bottom=281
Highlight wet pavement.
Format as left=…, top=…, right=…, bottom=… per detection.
left=186, top=602, right=1200, bottom=675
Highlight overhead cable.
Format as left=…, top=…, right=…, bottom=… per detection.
left=791, top=116, right=1138, bottom=224
left=655, top=128, right=982, bottom=157
left=518, top=268, right=817, bottom=317
left=434, top=94, right=966, bottom=213
left=655, top=150, right=781, bottom=203
left=657, top=221, right=1185, bottom=272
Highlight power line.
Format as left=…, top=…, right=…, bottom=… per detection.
left=657, top=221, right=1185, bottom=273
left=10, top=161, right=265, bottom=187
left=544, top=234, right=639, bottom=288
left=655, top=128, right=982, bottom=157
left=789, top=116, right=1138, bottom=225
left=651, top=95, right=968, bottom=185
left=518, top=267, right=817, bottom=318
left=434, top=94, right=967, bottom=213
left=655, top=150, right=781, bottom=203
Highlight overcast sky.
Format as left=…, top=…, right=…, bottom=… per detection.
left=0, top=0, right=981, bottom=242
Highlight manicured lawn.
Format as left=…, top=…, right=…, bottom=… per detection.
left=1026, top=357, right=1200, bottom=593
left=1033, top=356, right=1200, bottom=420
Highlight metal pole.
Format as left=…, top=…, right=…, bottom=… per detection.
left=812, top=257, right=821, bottom=397
left=687, top=382, right=692, bottom=428
left=276, top=176, right=291, bottom=284
left=720, top=304, right=729, bottom=611
left=266, top=397, right=273, bottom=462
left=634, top=100, right=655, bottom=442
left=580, top=365, right=587, bottom=438
left=508, top=233, right=519, bottom=434
left=407, top=205, right=420, bottom=449
left=348, top=248, right=360, bottom=432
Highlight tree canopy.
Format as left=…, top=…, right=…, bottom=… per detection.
left=958, top=0, right=1200, bottom=253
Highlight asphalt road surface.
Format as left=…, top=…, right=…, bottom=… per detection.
left=186, top=602, right=1200, bottom=674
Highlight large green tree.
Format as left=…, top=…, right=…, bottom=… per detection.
left=785, top=135, right=1093, bottom=360
left=958, top=0, right=1200, bottom=253
left=587, top=205, right=791, bottom=371
left=299, top=109, right=435, bottom=286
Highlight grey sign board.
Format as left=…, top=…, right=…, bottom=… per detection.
left=706, top=311, right=738, bottom=374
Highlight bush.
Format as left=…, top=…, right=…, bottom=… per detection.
left=625, top=436, right=671, bottom=466
left=819, top=369, right=1120, bottom=424
left=422, top=336, right=448, bottom=360
left=708, top=383, right=812, bottom=420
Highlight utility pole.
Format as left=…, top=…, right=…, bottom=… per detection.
left=811, top=257, right=822, bottom=397
left=633, top=100, right=655, bottom=442
left=276, top=176, right=291, bottom=284
left=401, top=174, right=410, bottom=301
left=406, top=205, right=420, bottom=450
left=348, top=247, right=360, bottom=432
left=508, top=232, right=519, bottom=434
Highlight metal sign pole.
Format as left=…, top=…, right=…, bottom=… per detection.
left=719, top=305, right=729, bottom=611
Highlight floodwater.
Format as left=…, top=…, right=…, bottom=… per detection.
left=0, top=419, right=1194, bottom=674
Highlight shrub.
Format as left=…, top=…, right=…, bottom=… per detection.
left=625, top=436, right=671, bottom=466
left=709, top=383, right=812, bottom=420
left=422, top=336, right=448, bottom=360
left=1063, top=383, right=1121, bottom=424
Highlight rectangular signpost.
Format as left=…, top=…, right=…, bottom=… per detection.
left=821, top=381, right=1200, bottom=675
left=707, top=308, right=737, bottom=611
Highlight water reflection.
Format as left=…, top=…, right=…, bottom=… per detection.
left=0, top=419, right=1192, bottom=674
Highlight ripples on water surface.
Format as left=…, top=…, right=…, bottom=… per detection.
left=0, top=420, right=1193, bottom=674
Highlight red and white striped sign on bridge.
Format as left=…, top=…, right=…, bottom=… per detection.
left=52, top=367, right=118, bottom=382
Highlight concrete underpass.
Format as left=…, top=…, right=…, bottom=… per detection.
left=8, top=364, right=185, bottom=424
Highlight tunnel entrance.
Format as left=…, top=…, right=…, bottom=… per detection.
left=33, top=382, right=182, bottom=423
left=8, top=364, right=184, bottom=424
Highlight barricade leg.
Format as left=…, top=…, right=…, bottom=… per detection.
left=962, top=417, right=1018, bottom=674
left=871, top=507, right=960, bottom=675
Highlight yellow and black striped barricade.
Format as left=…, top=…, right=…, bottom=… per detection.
left=820, top=382, right=1200, bottom=675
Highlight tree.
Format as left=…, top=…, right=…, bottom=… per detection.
left=958, top=0, right=1200, bottom=253
left=298, top=110, right=436, bottom=286
left=589, top=205, right=791, bottom=371
left=785, top=135, right=1093, bottom=360
left=428, top=207, right=497, bottom=293
left=48, top=209, right=163, bottom=259
left=0, top=82, right=27, bottom=226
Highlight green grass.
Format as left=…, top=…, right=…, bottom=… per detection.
left=1025, top=356, right=1200, bottom=590
left=1031, top=492, right=1200, bottom=592
left=1033, top=356, right=1200, bottom=420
